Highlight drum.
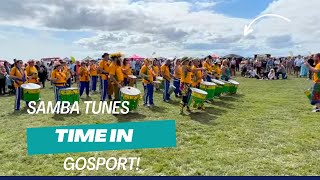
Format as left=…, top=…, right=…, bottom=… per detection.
left=168, top=85, right=176, bottom=96
left=21, top=83, right=41, bottom=102
left=59, top=88, right=80, bottom=104
left=228, top=80, right=240, bottom=94
left=212, top=79, right=225, bottom=97
left=128, top=75, right=137, bottom=87
left=200, top=82, right=216, bottom=100
left=120, top=86, right=141, bottom=111
left=220, top=80, right=232, bottom=94
left=156, top=77, right=164, bottom=89
left=188, top=88, right=208, bottom=110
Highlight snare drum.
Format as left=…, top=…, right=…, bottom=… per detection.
left=128, top=75, right=137, bottom=87
left=59, top=88, right=80, bottom=104
left=200, top=81, right=216, bottom=100
left=21, top=83, right=41, bottom=102
left=120, top=86, right=141, bottom=111
left=212, top=79, right=225, bottom=97
left=228, top=80, right=240, bottom=94
left=168, top=85, right=176, bottom=96
left=156, top=77, right=164, bottom=89
left=188, top=88, right=208, bottom=110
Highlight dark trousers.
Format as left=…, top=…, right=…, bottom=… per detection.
left=80, top=81, right=90, bottom=96
left=0, top=79, right=5, bottom=94
left=163, top=80, right=170, bottom=101
left=91, top=76, right=98, bottom=92
left=143, top=83, right=154, bottom=105
left=276, top=72, right=287, bottom=79
left=173, top=79, right=182, bottom=96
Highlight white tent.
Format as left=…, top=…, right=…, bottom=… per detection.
left=82, top=56, right=94, bottom=61
left=63, top=57, right=71, bottom=62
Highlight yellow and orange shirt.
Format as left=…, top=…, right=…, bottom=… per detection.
left=140, top=65, right=153, bottom=84
left=79, top=66, right=90, bottom=82
left=25, top=65, right=38, bottom=83
left=51, top=69, right=67, bottom=87
left=109, top=62, right=124, bottom=83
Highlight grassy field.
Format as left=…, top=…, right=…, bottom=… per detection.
left=1, top=76, right=320, bottom=176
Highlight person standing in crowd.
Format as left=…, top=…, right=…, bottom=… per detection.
left=10, top=60, right=26, bottom=111
left=300, top=57, right=309, bottom=78
left=74, top=61, right=81, bottom=85
left=89, top=60, right=98, bottom=92
left=294, top=55, right=304, bottom=77
left=173, top=59, right=182, bottom=98
left=25, top=60, right=39, bottom=84
left=130, top=59, right=136, bottom=75
left=0, top=64, right=7, bottom=95
left=308, top=55, right=315, bottom=80
left=99, top=53, right=110, bottom=101
left=255, top=59, right=262, bottom=76
left=161, top=60, right=172, bottom=103
left=230, top=58, right=236, bottom=77
left=79, top=62, right=90, bottom=98
left=221, top=60, right=231, bottom=81
left=38, top=62, right=48, bottom=88
left=122, top=58, right=132, bottom=86
left=191, top=59, right=203, bottom=88
left=140, top=59, right=155, bottom=107
left=180, top=58, right=192, bottom=114
left=69, top=60, right=75, bottom=82
left=109, top=54, right=124, bottom=101
left=135, top=60, right=141, bottom=77
left=61, top=60, right=71, bottom=87
left=202, top=56, right=213, bottom=82
left=305, top=53, right=320, bottom=112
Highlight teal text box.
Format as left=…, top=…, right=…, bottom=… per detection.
left=27, top=120, right=176, bottom=155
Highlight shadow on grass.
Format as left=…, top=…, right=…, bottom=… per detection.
left=188, top=111, right=218, bottom=125
left=52, top=112, right=82, bottom=121
left=149, top=106, right=166, bottom=113
left=115, top=112, right=147, bottom=122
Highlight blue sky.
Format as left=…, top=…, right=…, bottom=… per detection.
left=0, top=0, right=318, bottom=61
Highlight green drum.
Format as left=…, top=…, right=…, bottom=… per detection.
left=228, top=80, right=240, bottom=94
left=221, top=80, right=232, bottom=94
left=120, top=86, right=141, bottom=111
left=59, top=88, right=80, bottom=104
left=212, top=79, right=225, bottom=97
left=21, top=83, right=41, bottom=102
left=156, top=77, right=164, bottom=90
left=188, top=88, right=208, bottom=110
left=168, top=85, right=176, bottom=96
left=200, top=81, right=216, bottom=100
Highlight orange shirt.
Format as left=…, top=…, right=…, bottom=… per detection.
left=10, top=67, right=26, bottom=88
left=174, top=66, right=182, bottom=79
left=161, top=65, right=170, bottom=81
left=79, top=66, right=90, bottom=82
left=25, top=65, right=38, bottom=83
left=140, top=65, right=153, bottom=84
left=89, top=64, right=98, bottom=76
left=181, top=65, right=192, bottom=84
left=109, top=62, right=124, bottom=83
left=122, top=64, right=132, bottom=78
left=153, top=66, right=159, bottom=77
left=313, top=63, right=320, bottom=83
left=203, top=61, right=213, bottom=73
left=192, top=66, right=202, bottom=87
left=51, top=69, right=67, bottom=86
left=99, top=60, right=109, bottom=80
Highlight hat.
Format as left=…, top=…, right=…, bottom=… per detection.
left=102, top=53, right=110, bottom=58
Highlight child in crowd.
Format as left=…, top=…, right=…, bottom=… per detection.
left=268, top=69, right=275, bottom=80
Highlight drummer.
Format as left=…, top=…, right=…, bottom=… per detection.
left=25, top=60, right=39, bottom=84
left=51, top=61, right=70, bottom=102
left=140, top=58, right=155, bottom=107
left=122, top=58, right=132, bottom=86
left=99, top=53, right=110, bottom=101
left=79, top=61, right=90, bottom=98
left=152, top=59, right=160, bottom=91
left=161, top=59, right=173, bottom=102
left=180, top=57, right=193, bottom=114
left=173, top=58, right=182, bottom=98
left=305, top=53, right=320, bottom=112
left=89, top=60, right=98, bottom=92
left=191, top=58, right=205, bottom=88
left=109, top=53, right=124, bottom=101
left=202, top=56, right=213, bottom=82
left=61, top=60, right=72, bottom=88
left=10, top=60, right=27, bottom=111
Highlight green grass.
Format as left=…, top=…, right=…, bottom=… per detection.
left=1, top=76, right=320, bottom=176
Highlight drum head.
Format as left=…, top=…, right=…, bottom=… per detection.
left=120, top=86, right=141, bottom=96
left=153, top=81, right=161, bottom=84
left=128, top=75, right=137, bottom=79
left=201, top=81, right=216, bottom=86
left=156, top=77, right=163, bottom=81
left=21, top=83, right=41, bottom=90
left=228, top=80, right=240, bottom=85
left=190, top=88, right=208, bottom=95
left=65, top=88, right=78, bottom=90
left=212, top=79, right=225, bottom=85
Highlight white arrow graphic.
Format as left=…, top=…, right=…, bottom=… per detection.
left=244, top=14, right=291, bottom=36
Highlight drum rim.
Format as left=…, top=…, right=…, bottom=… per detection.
left=128, top=75, right=137, bottom=78
left=21, top=83, right=41, bottom=90
left=212, top=79, right=225, bottom=85
left=228, top=80, right=240, bottom=85
left=190, top=88, right=208, bottom=95
left=201, top=81, right=217, bottom=86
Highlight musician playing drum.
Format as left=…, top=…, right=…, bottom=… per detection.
left=173, top=59, right=182, bottom=98
left=89, top=60, right=98, bottom=92
left=191, top=59, right=206, bottom=88
left=25, top=60, right=39, bottom=84
left=99, top=53, right=110, bottom=101
left=140, top=59, right=155, bottom=107
left=10, top=60, right=27, bottom=111
left=122, top=58, right=132, bottom=86
left=79, top=62, right=90, bottom=98
left=202, top=56, right=213, bottom=82
left=161, top=60, right=173, bottom=103
left=109, top=54, right=124, bottom=101
left=180, top=57, right=192, bottom=114
left=51, top=62, right=70, bottom=103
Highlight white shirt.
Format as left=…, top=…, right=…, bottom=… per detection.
left=130, top=60, right=136, bottom=69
